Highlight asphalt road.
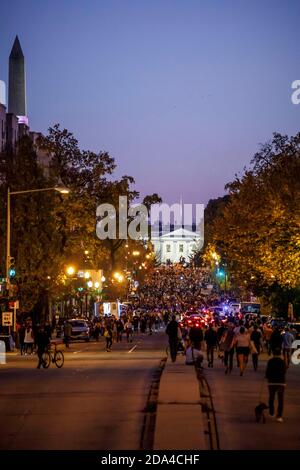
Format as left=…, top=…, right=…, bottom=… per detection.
left=204, top=351, right=300, bottom=450
left=0, top=330, right=167, bottom=450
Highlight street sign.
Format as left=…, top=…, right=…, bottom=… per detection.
left=2, top=312, right=13, bottom=326
left=8, top=300, right=19, bottom=309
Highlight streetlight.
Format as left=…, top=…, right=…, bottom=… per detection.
left=113, top=272, right=124, bottom=283
left=6, top=184, right=70, bottom=294
left=66, top=266, right=75, bottom=276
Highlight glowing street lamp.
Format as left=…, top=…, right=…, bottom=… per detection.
left=87, top=280, right=93, bottom=288
left=132, top=251, right=140, bottom=257
left=101, top=276, right=106, bottom=283
left=84, top=271, right=91, bottom=279
left=66, top=266, right=75, bottom=276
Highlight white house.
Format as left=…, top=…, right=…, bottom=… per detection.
left=152, top=227, right=203, bottom=264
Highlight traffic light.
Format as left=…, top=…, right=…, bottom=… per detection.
left=8, top=257, right=16, bottom=278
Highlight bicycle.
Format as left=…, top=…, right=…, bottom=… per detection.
left=42, top=342, right=64, bottom=368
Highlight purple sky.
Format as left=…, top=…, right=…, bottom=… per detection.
left=1, top=0, right=300, bottom=205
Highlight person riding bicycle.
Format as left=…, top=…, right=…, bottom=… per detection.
left=36, top=323, right=51, bottom=369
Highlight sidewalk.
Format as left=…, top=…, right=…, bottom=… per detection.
left=154, top=354, right=206, bottom=450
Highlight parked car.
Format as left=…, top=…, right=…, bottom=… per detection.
left=68, top=319, right=90, bottom=342
left=270, top=318, right=287, bottom=330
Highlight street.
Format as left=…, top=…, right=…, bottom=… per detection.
left=0, top=331, right=166, bottom=450
left=2, top=330, right=300, bottom=450
left=202, top=351, right=300, bottom=450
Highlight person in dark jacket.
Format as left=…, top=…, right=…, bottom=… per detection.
left=265, top=349, right=286, bottom=422
left=63, top=321, right=72, bottom=348
left=36, top=324, right=50, bottom=369
left=204, top=324, right=218, bottom=368
left=166, top=315, right=178, bottom=362
left=189, top=326, right=204, bottom=350
left=18, top=324, right=26, bottom=355
left=250, top=325, right=262, bottom=371
left=269, top=327, right=283, bottom=355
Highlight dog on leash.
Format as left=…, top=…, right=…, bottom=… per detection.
left=255, top=402, right=269, bottom=423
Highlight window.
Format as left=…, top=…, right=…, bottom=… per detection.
left=179, top=244, right=184, bottom=252
left=166, top=244, right=171, bottom=253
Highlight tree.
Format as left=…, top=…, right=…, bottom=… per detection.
left=190, top=195, right=229, bottom=266
left=0, top=135, right=65, bottom=315
left=0, top=124, right=162, bottom=317
left=205, top=132, right=300, bottom=314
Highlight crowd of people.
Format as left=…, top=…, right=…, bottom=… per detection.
left=141, top=265, right=295, bottom=423
left=6, top=264, right=297, bottom=420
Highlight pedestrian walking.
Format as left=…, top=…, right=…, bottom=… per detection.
left=189, top=325, right=203, bottom=350
left=125, top=320, right=134, bottom=343
left=104, top=325, right=113, bottom=351
left=282, top=328, right=294, bottom=368
left=166, top=315, right=178, bottom=362
left=250, top=325, right=262, bottom=371
left=265, top=349, right=286, bottom=422
left=263, top=323, right=273, bottom=355
left=234, top=326, right=251, bottom=376
left=24, top=325, right=34, bottom=354
left=219, top=323, right=235, bottom=374
left=116, top=319, right=124, bottom=342
left=63, top=321, right=72, bottom=348
left=270, top=327, right=283, bottom=355
left=94, top=321, right=101, bottom=342
left=204, top=323, right=218, bottom=368
left=18, top=323, right=26, bottom=355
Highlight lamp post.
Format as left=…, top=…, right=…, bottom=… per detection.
left=6, top=185, right=69, bottom=295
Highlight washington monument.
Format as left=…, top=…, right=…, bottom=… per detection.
left=8, top=35, right=27, bottom=121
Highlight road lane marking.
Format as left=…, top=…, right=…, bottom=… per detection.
left=72, top=350, right=83, bottom=354
left=128, top=345, right=138, bottom=353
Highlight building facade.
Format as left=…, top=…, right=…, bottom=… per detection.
left=0, top=104, right=6, bottom=152
left=152, top=227, right=203, bottom=264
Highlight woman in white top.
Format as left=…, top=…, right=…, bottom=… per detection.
left=24, top=326, right=34, bottom=354
left=234, top=326, right=251, bottom=376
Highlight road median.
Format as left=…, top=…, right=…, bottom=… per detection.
left=154, top=354, right=206, bottom=450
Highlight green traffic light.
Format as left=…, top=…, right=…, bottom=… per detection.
left=9, top=268, right=16, bottom=278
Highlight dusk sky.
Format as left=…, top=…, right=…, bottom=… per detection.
left=1, top=0, right=300, bottom=205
